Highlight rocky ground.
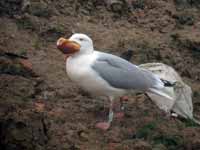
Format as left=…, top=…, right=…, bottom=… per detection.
left=0, top=0, right=200, bottom=149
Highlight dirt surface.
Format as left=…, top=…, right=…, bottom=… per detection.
left=0, top=0, right=200, bottom=150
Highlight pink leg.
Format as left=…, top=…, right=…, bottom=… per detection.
left=115, top=96, right=129, bottom=119
left=95, top=122, right=111, bottom=130
left=95, top=97, right=114, bottom=130
left=120, top=96, right=129, bottom=102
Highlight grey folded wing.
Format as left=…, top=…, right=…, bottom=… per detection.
left=92, top=52, right=163, bottom=90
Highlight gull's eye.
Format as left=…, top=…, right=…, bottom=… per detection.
left=79, top=38, right=84, bottom=41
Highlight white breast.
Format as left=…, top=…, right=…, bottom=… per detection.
left=66, top=53, right=125, bottom=97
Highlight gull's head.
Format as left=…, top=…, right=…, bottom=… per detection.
left=57, top=33, right=94, bottom=56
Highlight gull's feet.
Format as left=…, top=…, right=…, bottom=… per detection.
left=115, top=112, right=125, bottom=119
left=95, top=122, right=111, bottom=130
left=120, top=96, right=129, bottom=102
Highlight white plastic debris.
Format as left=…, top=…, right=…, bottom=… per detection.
left=139, top=63, right=200, bottom=124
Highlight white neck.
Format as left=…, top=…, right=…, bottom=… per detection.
left=72, top=47, right=94, bottom=58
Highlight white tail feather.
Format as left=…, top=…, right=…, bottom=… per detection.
left=193, top=118, right=200, bottom=125
left=148, top=88, right=173, bottom=100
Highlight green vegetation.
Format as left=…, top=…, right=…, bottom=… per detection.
left=18, top=49, right=28, bottom=56
left=193, top=90, right=200, bottom=98
left=174, top=13, right=194, bottom=26
left=132, top=0, right=145, bottom=9
left=49, top=24, right=66, bottom=34
left=0, top=63, right=22, bottom=75
left=183, top=119, right=200, bottom=127
left=29, top=2, right=51, bottom=17
left=135, top=121, right=184, bottom=150
left=153, top=135, right=183, bottom=150
left=0, top=58, right=32, bottom=77
left=136, top=121, right=157, bottom=139
left=16, top=18, right=34, bottom=30
left=33, top=39, right=42, bottom=50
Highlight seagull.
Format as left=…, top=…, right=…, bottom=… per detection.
left=56, top=33, right=173, bottom=130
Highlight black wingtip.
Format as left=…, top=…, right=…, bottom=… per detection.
left=161, top=79, right=176, bottom=87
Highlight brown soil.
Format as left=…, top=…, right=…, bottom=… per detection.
left=0, top=0, right=200, bottom=150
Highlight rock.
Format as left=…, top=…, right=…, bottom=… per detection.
left=182, top=127, right=200, bottom=149
left=115, top=139, right=152, bottom=150
left=19, top=58, right=33, bottom=71
left=107, top=0, right=124, bottom=12
left=173, top=12, right=194, bottom=26
left=174, top=0, right=200, bottom=9
left=21, top=0, right=30, bottom=12
left=0, top=54, right=36, bottom=77
left=174, top=0, right=190, bottom=9
left=0, top=0, right=22, bottom=16
left=171, top=30, right=200, bottom=52
left=28, top=1, right=53, bottom=17
left=107, top=127, right=123, bottom=143
left=153, top=144, right=168, bottom=150
left=78, top=131, right=89, bottom=141
left=131, top=0, right=146, bottom=9
left=40, top=20, right=67, bottom=42
left=16, top=14, right=41, bottom=30
left=34, top=101, right=45, bottom=112
left=191, top=0, right=200, bottom=8
left=0, top=117, right=48, bottom=150
left=0, top=74, right=36, bottom=101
